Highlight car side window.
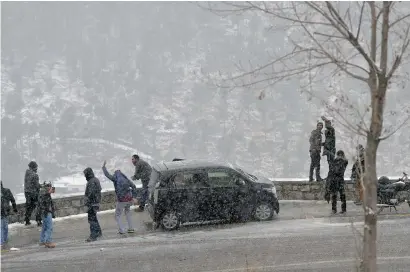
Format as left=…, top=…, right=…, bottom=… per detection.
left=169, top=171, right=209, bottom=188
left=207, top=169, right=239, bottom=187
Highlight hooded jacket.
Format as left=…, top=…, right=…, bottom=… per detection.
left=84, top=168, right=102, bottom=207
left=24, top=161, right=40, bottom=194
left=102, top=166, right=137, bottom=202
left=38, top=185, right=55, bottom=217
left=1, top=183, right=17, bottom=218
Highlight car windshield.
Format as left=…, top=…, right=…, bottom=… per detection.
left=231, top=164, right=273, bottom=184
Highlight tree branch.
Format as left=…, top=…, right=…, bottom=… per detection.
left=379, top=114, right=410, bottom=141
left=356, top=2, right=365, bottom=40
left=386, top=24, right=410, bottom=80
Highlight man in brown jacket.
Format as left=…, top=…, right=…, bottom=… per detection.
left=309, top=122, right=324, bottom=182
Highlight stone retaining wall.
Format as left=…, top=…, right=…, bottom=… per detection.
left=275, top=180, right=356, bottom=201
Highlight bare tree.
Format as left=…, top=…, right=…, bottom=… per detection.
left=200, top=1, right=410, bottom=271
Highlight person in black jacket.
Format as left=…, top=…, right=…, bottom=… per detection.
left=1, top=181, right=18, bottom=250
left=321, top=116, right=336, bottom=177
left=83, top=167, right=102, bottom=242
left=38, top=182, right=56, bottom=248
left=328, top=150, right=348, bottom=214
left=24, top=161, right=42, bottom=226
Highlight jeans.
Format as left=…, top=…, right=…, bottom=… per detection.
left=1, top=217, right=8, bottom=245
left=24, top=192, right=41, bottom=223
left=115, top=201, right=133, bottom=232
left=40, top=213, right=53, bottom=243
left=331, top=181, right=347, bottom=212
left=88, top=206, right=102, bottom=239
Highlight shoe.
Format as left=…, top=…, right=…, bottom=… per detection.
left=309, top=178, right=314, bottom=182
left=118, top=231, right=126, bottom=235
left=39, top=242, right=45, bottom=246
left=85, top=237, right=97, bottom=242
left=340, top=211, right=346, bottom=214
left=44, top=242, right=56, bottom=248
left=316, top=178, right=324, bottom=182
left=332, top=210, right=337, bottom=214
left=25, top=221, right=31, bottom=226
left=354, top=201, right=362, bottom=206
left=98, top=232, right=103, bottom=237
left=37, top=222, right=42, bottom=227
left=127, top=229, right=135, bottom=233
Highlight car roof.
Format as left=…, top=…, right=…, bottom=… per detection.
left=153, top=159, right=234, bottom=172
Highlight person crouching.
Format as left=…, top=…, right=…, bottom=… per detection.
left=38, top=182, right=56, bottom=248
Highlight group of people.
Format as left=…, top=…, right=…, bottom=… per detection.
left=309, top=116, right=366, bottom=214
left=0, top=154, right=152, bottom=250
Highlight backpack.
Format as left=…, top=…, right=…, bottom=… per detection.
left=116, top=172, right=133, bottom=202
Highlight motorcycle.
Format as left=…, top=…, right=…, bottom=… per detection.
left=377, top=172, right=410, bottom=213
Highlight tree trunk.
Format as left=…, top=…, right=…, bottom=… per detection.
left=362, top=80, right=387, bottom=271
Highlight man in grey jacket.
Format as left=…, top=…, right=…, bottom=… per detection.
left=83, top=167, right=102, bottom=242
left=24, top=161, right=42, bottom=226
left=131, top=154, right=152, bottom=211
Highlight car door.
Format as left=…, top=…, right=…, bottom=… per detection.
left=171, top=170, right=212, bottom=223
left=206, top=168, right=242, bottom=220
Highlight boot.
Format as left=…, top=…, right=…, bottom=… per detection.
left=44, top=242, right=56, bottom=248
left=39, top=242, right=45, bottom=246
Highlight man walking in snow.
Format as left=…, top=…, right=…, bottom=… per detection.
left=83, top=167, right=102, bottom=242
left=24, top=161, right=42, bottom=226
left=131, top=155, right=152, bottom=211
left=327, top=150, right=348, bottom=214
left=102, top=160, right=138, bottom=234
left=351, top=144, right=365, bottom=205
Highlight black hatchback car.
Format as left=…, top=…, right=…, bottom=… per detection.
left=145, top=160, right=279, bottom=231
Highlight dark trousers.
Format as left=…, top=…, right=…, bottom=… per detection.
left=139, top=179, right=149, bottom=208
left=24, top=192, right=41, bottom=223
left=325, top=149, right=336, bottom=178
left=309, top=150, right=321, bottom=180
left=87, top=206, right=102, bottom=239
left=331, top=182, right=346, bottom=212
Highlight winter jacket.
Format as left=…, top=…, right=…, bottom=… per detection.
left=309, top=129, right=323, bottom=152
left=84, top=168, right=102, bottom=207
left=38, top=186, right=55, bottom=217
left=24, top=167, right=40, bottom=194
left=1, top=184, right=17, bottom=218
left=323, top=125, right=336, bottom=153
left=351, top=155, right=365, bottom=180
left=102, top=166, right=137, bottom=202
left=132, top=159, right=152, bottom=182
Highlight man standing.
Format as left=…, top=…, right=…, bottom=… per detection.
left=351, top=145, right=365, bottom=205
left=309, top=122, right=324, bottom=182
left=131, top=154, right=152, bottom=211
left=24, top=161, right=42, bottom=226
left=83, top=167, right=102, bottom=242
left=321, top=116, right=336, bottom=177
left=328, top=150, right=348, bottom=214
left=1, top=181, right=18, bottom=250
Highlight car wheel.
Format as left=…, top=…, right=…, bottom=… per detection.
left=161, top=211, right=180, bottom=231
left=254, top=203, right=273, bottom=221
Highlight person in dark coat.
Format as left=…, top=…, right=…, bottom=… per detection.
left=321, top=116, right=336, bottom=177
left=131, top=155, right=152, bottom=211
left=309, top=122, right=323, bottom=182
left=24, top=161, right=42, bottom=226
left=351, top=144, right=365, bottom=205
left=1, top=181, right=18, bottom=250
left=328, top=150, right=348, bottom=214
left=38, top=182, right=56, bottom=248
left=83, top=167, right=102, bottom=242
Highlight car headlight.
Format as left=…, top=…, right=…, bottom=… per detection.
left=263, top=187, right=277, bottom=197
